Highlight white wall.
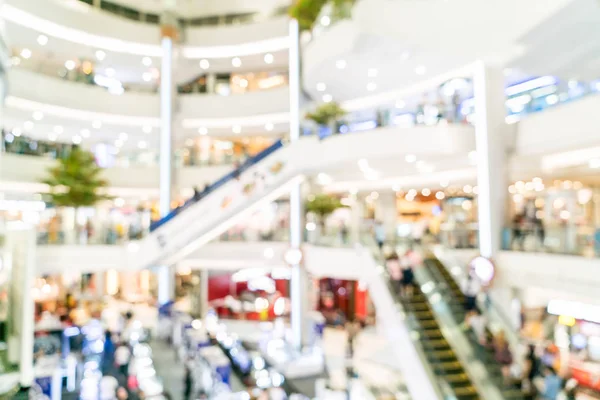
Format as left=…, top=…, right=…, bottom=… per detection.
left=185, top=17, right=289, bottom=47
left=516, top=94, right=600, bottom=155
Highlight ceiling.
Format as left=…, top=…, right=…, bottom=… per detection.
left=99, top=0, right=290, bottom=17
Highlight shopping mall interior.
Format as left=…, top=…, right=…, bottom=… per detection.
left=1, top=0, right=600, bottom=399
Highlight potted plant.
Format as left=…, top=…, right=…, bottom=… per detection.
left=305, top=193, right=345, bottom=237
left=42, top=146, right=111, bottom=244
left=305, top=102, right=346, bottom=136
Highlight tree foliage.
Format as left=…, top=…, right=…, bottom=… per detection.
left=306, top=194, right=345, bottom=220
left=42, top=147, right=111, bottom=207
left=305, top=102, right=346, bottom=126
left=288, top=0, right=354, bottom=31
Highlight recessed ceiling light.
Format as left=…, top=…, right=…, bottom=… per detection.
left=199, top=59, right=210, bottom=70
left=13, top=128, right=22, bottom=137
left=336, top=59, right=347, bottom=69
left=72, top=135, right=82, bottom=144
left=37, top=35, right=48, bottom=46
left=80, top=129, right=91, bottom=138
left=105, top=68, right=116, bottom=77
left=65, top=60, right=76, bottom=71
left=23, top=121, right=34, bottom=130
left=142, top=72, right=152, bottom=82
left=239, top=78, right=248, bottom=88
left=115, top=139, right=123, bottom=148
left=415, top=65, right=426, bottom=75
left=367, top=82, right=377, bottom=91
left=316, top=82, right=326, bottom=92
left=232, top=125, right=242, bottom=134
left=48, top=133, right=57, bottom=142
left=264, top=53, right=274, bottom=64
left=142, top=125, right=152, bottom=134
left=53, top=126, right=63, bottom=134
left=10, top=56, right=21, bottom=66
left=322, top=94, right=333, bottom=103
left=20, top=48, right=32, bottom=59
left=92, top=120, right=102, bottom=129
left=142, top=56, right=152, bottom=67
left=265, top=122, right=274, bottom=131
left=32, top=111, right=44, bottom=121
left=395, top=100, right=406, bottom=109
left=368, top=68, right=378, bottom=78
left=400, top=51, right=411, bottom=61
left=119, top=132, right=128, bottom=141
left=198, top=127, right=208, bottom=135
left=405, top=154, right=417, bottom=163
left=320, top=15, right=331, bottom=26
left=95, top=50, right=106, bottom=61
left=232, top=57, right=242, bottom=67
left=138, top=141, right=148, bottom=149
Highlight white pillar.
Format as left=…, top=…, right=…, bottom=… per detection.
left=157, top=266, right=175, bottom=305
left=206, top=73, right=216, bottom=94
left=473, top=62, right=507, bottom=259
left=375, top=191, right=397, bottom=241
left=6, top=223, right=36, bottom=388
left=198, top=269, right=209, bottom=318
left=350, top=193, right=363, bottom=244
left=288, top=19, right=307, bottom=350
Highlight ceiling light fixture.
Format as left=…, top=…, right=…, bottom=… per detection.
left=37, top=35, right=48, bottom=46
left=368, top=68, right=378, bottom=78
left=316, top=82, right=326, bottom=92
left=142, top=125, right=152, bottom=134
left=92, top=120, right=102, bottom=129
left=199, top=59, right=210, bottom=70
left=32, top=111, right=44, bottom=121
left=415, top=65, right=426, bottom=75
left=80, top=129, right=90, bottom=138
left=322, top=94, right=333, bottom=103
left=138, top=141, right=148, bottom=149
left=400, top=51, right=411, bottom=61
left=142, top=72, right=152, bottom=82
left=336, top=59, right=347, bottom=69
left=367, top=82, right=377, bottom=91
left=72, top=135, right=82, bottom=144
left=405, top=154, right=417, bottom=163
left=198, top=127, right=208, bottom=135
left=53, top=126, right=63, bottom=134
left=119, top=132, right=128, bottom=141
left=264, top=53, right=274, bottom=64
left=232, top=125, right=241, bottom=134
left=23, top=121, right=34, bottom=130
left=265, top=122, right=274, bottom=131
left=142, top=56, right=152, bottom=66
left=48, top=133, right=57, bottom=142
left=232, top=57, right=242, bottom=67
left=320, top=15, right=331, bottom=26
left=20, top=48, right=32, bottom=59
left=95, top=50, right=106, bottom=61
left=12, top=128, right=22, bottom=137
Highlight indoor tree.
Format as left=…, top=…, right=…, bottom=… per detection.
left=305, top=193, right=345, bottom=236
left=42, top=146, right=111, bottom=244
left=305, top=102, right=346, bottom=134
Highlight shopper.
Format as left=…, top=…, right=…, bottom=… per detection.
left=183, top=365, right=193, bottom=400
left=467, top=308, right=487, bottom=346
left=493, top=331, right=513, bottom=385
left=541, top=367, right=562, bottom=400
left=115, top=342, right=131, bottom=379
left=400, top=254, right=414, bottom=298
left=374, top=221, right=386, bottom=251
left=339, top=222, right=349, bottom=245
left=462, top=272, right=481, bottom=317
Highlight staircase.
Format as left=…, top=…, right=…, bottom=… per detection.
left=423, top=256, right=525, bottom=399
left=401, top=287, right=479, bottom=400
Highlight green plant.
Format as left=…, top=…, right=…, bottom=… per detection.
left=288, top=0, right=328, bottom=31
left=305, top=102, right=346, bottom=126
left=306, top=194, right=345, bottom=226
left=42, top=147, right=111, bottom=207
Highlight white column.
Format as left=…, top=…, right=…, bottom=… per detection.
left=7, top=223, right=36, bottom=388
left=288, top=19, right=307, bottom=350
left=157, top=266, right=175, bottom=305
left=350, top=193, right=363, bottom=244
left=473, top=62, right=507, bottom=259
left=198, top=269, right=209, bottom=318
left=375, top=191, right=397, bottom=241
left=206, top=73, right=216, bottom=94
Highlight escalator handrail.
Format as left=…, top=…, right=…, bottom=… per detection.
left=149, top=139, right=285, bottom=232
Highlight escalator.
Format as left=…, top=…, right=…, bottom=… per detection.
left=401, top=286, right=479, bottom=399
left=127, top=138, right=306, bottom=270
left=423, top=254, right=525, bottom=399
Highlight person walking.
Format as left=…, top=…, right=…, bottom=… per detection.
left=400, top=253, right=415, bottom=298
left=462, top=272, right=481, bottom=317
left=115, top=342, right=131, bottom=379
left=494, top=331, right=513, bottom=386
left=183, top=365, right=193, bottom=400
left=374, top=221, right=386, bottom=251
left=541, top=367, right=562, bottom=400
